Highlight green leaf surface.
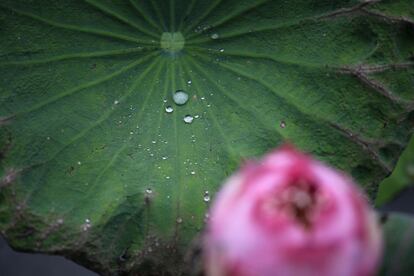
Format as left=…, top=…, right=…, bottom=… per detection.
left=380, top=212, right=414, bottom=276
left=0, top=0, right=413, bottom=274
left=377, top=134, right=414, bottom=206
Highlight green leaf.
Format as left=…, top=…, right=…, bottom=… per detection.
left=380, top=212, right=414, bottom=276
left=0, top=0, right=413, bottom=274
left=377, top=135, right=414, bottom=206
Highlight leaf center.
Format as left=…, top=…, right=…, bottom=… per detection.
left=160, top=32, right=185, bottom=52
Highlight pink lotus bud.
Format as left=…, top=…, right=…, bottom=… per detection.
left=205, top=145, right=382, bottom=276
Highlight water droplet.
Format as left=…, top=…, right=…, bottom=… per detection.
left=203, top=191, right=210, bottom=202
left=162, top=156, right=168, bottom=160
left=219, top=48, right=224, bottom=53
left=166, top=176, right=170, bottom=179
left=114, top=100, right=119, bottom=105
left=211, top=33, right=219, bottom=39
left=190, top=171, right=196, bottom=175
left=152, top=140, right=157, bottom=144
left=187, top=80, right=192, bottom=85
left=130, top=131, right=134, bottom=135
left=165, top=106, right=174, bottom=113
left=280, top=121, right=286, bottom=128
left=176, top=217, right=183, bottom=224
left=85, top=218, right=91, bottom=224
left=163, top=99, right=167, bottom=103
left=146, top=188, right=153, bottom=194
left=77, top=161, right=82, bottom=165
left=183, top=115, right=194, bottom=124
left=173, top=90, right=189, bottom=105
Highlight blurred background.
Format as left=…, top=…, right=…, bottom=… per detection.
left=0, top=135, right=413, bottom=276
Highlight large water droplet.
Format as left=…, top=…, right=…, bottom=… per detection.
left=184, top=115, right=194, bottom=124
left=173, top=90, right=189, bottom=105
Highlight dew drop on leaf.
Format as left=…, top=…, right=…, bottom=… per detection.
left=183, top=115, right=194, bottom=124
left=211, top=33, right=219, bottom=39
left=173, top=90, right=189, bottom=105
left=165, top=106, right=174, bottom=113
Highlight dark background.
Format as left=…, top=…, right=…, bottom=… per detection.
left=0, top=187, right=413, bottom=276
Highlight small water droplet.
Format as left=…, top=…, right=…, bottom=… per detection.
left=190, top=171, right=196, bottom=175
left=176, top=217, right=183, bottom=224
left=162, top=156, right=168, bottom=160
left=219, top=48, right=224, bottom=53
left=173, top=90, right=189, bottom=105
left=203, top=191, right=210, bottom=202
left=146, top=188, right=153, bottom=194
left=85, top=218, right=91, bottom=224
left=187, top=80, right=192, bottom=85
left=152, top=140, right=157, bottom=144
left=166, top=176, right=170, bottom=179
left=183, top=115, right=194, bottom=124
left=130, top=131, right=134, bottom=135
left=211, top=33, right=219, bottom=39
left=280, top=121, right=286, bottom=128
left=165, top=106, right=174, bottom=113
left=77, top=161, right=82, bottom=165
left=114, top=100, right=119, bottom=105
